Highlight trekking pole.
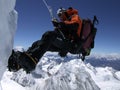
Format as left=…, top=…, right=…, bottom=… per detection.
left=42, top=0, right=66, bottom=40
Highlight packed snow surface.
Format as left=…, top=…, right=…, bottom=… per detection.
left=1, top=52, right=120, bottom=90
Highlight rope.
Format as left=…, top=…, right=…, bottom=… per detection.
left=42, top=0, right=54, bottom=19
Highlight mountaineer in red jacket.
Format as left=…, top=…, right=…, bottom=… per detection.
left=53, top=7, right=82, bottom=42
left=8, top=7, right=84, bottom=73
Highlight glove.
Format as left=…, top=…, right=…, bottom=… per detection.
left=52, top=18, right=59, bottom=27
left=59, top=22, right=66, bottom=28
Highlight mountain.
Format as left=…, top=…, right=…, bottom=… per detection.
left=86, top=53, right=120, bottom=71
left=2, top=52, right=100, bottom=90
left=1, top=52, right=120, bottom=90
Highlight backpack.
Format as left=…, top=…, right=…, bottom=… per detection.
left=79, top=16, right=98, bottom=60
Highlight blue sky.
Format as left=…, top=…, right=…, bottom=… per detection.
left=14, top=0, right=120, bottom=54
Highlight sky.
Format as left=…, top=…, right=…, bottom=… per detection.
left=14, top=0, right=120, bottom=54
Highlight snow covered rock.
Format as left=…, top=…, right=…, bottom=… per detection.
left=8, top=52, right=100, bottom=90
left=30, top=54, right=100, bottom=90
left=0, top=0, right=17, bottom=89
left=1, top=52, right=120, bottom=90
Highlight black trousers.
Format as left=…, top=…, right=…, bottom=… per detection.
left=26, top=30, right=72, bottom=61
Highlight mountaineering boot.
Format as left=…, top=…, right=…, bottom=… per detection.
left=8, top=50, right=21, bottom=72
left=8, top=50, right=39, bottom=73
left=58, top=51, right=68, bottom=57
left=81, top=55, right=85, bottom=61
left=58, top=39, right=73, bottom=57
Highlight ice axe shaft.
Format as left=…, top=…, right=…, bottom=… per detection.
left=42, top=0, right=66, bottom=40
left=93, top=15, right=99, bottom=25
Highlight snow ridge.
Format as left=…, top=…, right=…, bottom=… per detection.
left=33, top=59, right=100, bottom=90
left=8, top=52, right=100, bottom=90
left=1, top=52, right=120, bottom=90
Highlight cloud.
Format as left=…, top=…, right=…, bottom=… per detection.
left=90, top=53, right=120, bottom=60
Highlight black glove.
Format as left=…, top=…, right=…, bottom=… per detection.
left=52, top=19, right=59, bottom=27
left=59, top=22, right=66, bottom=28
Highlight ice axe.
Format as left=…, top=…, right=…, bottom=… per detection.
left=93, top=15, right=99, bottom=25
left=42, top=0, right=66, bottom=40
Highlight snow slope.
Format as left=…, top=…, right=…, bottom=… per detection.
left=1, top=52, right=120, bottom=90
left=0, top=0, right=17, bottom=89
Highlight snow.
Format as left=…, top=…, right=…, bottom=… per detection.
left=1, top=52, right=120, bottom=90
left=1, top=71, right=25, bottom=90
left=13, top=46, right=24, bottom=52
left=0, top=0, right=120, bottom=90
left=0, top=0, right=17, bottom=89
